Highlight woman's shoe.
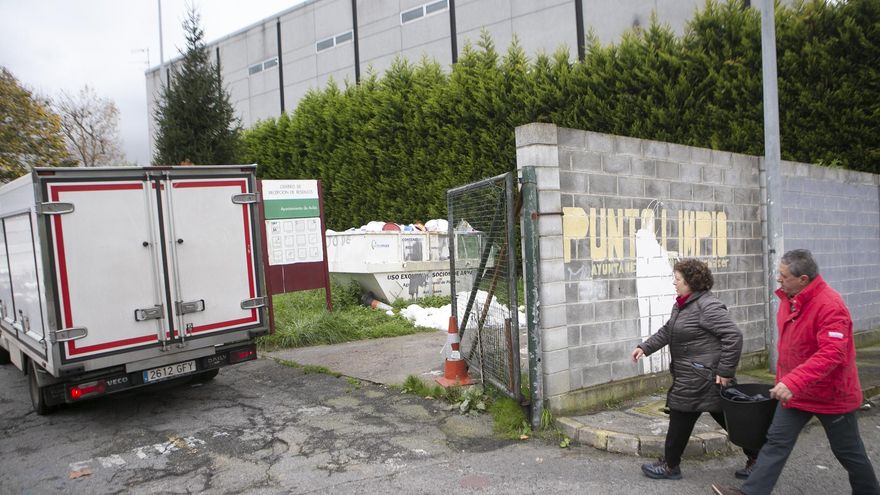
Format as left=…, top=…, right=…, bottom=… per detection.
left=641, top=458, right=682, bottom=480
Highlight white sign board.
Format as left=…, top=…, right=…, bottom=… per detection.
left=262, top=180, right=324, bottom=266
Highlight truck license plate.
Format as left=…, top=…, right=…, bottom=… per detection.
left=143, top=360, right=196, bottom=383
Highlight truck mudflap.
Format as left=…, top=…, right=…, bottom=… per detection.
left=41, top=343, right=258, bottom=407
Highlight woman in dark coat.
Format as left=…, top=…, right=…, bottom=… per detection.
left=631, top=259, right=757, bottom=480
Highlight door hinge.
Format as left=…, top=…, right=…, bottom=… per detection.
left=134, top=305, right=164, bottom=322
left=37, top=202, right=75, bottom=215
left=17, top=310, right=29, bottom=332
left=241, top=297, right=266, bottom=310
left=232, top=193, right=259, bottom=204
left=176, top=299, right=205, bottom=315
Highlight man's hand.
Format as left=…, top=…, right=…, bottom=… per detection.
left=770, top=382, right=793, bottom=402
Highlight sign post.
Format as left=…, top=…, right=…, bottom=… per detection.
left=259, top=180, right=332, bottom=329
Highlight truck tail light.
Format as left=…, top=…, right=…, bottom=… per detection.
left=69, top=380, right=106, bottom=401
left=229, top=348, right=256, bottom=363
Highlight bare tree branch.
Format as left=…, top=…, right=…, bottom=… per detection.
left=53, top=86, right=124, bottom=167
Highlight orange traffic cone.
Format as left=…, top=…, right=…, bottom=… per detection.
left=436, top=315, right=473, bottom=387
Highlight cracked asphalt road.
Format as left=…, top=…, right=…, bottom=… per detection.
left=2, top=358, right=879, bottom=494
left=0, top=358, right=508, bottom=494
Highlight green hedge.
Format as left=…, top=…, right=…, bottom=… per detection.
left=242, top=0, right=879, bottom=231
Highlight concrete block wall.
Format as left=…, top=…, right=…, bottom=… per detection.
left=781, top=162, right=880, bottom=331
left=516, top=123, right=767, bottom=415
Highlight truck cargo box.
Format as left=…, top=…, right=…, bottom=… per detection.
left=0, top=166, right=268, bottom=413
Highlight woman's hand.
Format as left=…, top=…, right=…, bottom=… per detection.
left=631, top=347, right=645, bottom=362
left=715, top=375, right=731, bottom=387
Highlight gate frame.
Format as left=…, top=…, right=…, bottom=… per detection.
left=447, top=172, right=524, bottom=406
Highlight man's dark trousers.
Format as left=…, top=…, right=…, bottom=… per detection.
left=740, top=403, right=880, bottom=495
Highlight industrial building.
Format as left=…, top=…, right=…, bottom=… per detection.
left=145, top=0, right=770, bottom=155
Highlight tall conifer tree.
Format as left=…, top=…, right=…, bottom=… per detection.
left=153, top=7, right=240, bottom=165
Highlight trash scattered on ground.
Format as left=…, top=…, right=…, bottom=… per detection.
left=68, top=468, right=92, bottom=480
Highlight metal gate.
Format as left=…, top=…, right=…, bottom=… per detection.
left=447, top=172, right=522, bottom=402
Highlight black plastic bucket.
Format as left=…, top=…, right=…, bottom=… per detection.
left=720, top=383, right=778, bottom=452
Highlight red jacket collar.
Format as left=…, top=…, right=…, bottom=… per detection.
left=775, top=274, right=828, bottom=309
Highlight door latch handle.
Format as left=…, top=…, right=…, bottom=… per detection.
left=241, top=297, right=266, bottom=310
left=176, top=299, right=205, bottom=315
left=134, top=305, right=164, bottom=321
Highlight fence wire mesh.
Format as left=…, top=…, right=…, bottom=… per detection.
left=447, top=173, right=521, bottom=401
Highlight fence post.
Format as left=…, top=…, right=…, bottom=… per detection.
left=520, top=166, right=544, bottom=429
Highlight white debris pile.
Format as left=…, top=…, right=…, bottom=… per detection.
left=399, top=290, right=526, bottom=331
left=327, top=218, right=449, bottom=234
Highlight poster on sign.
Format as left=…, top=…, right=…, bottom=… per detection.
left=258, top=179, right=331, bottom=315
left=262, top=180, right=324, bottom=266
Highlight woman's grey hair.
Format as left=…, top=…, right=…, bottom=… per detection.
left=781, top=249, right=819, bottom=281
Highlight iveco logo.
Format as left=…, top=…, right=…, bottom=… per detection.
left=106, top=377, right=128, bottom=386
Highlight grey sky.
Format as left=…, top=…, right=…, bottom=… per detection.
left=0, top=0, right=301, bottom=165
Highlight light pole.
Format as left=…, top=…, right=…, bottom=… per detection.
left=760, top=0, right=783, bottom=373
left=158, top=0, right=166, bottom=87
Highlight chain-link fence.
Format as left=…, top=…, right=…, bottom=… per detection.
left=447, top=172, right=522, bottom=401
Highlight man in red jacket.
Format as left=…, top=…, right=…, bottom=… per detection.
left=713, top=249, right=879, bottom=495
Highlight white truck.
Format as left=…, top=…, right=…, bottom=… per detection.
left=0, top=165, right=268, bottom=414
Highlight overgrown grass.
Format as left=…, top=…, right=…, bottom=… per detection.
left=397, top=375, right=461, bottom=401
left=489, top=396, right=530, bottom=439
left=258, top=281, right=447, bottom=350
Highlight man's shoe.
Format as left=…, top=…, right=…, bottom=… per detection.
left=734, top=457, right=757, bottom=479
left=640, top=458, right=682, bottom=480
left=711, top=483, right=745, bottom=495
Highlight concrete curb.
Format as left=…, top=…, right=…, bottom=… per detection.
left=557, top=391, right=880, bottom=458
left=556, top=417, right=734, bottom=458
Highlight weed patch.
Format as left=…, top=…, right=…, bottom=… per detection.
left=489, top=396, right=531, bottom=440
left=258, top=287, right=445, bottom=350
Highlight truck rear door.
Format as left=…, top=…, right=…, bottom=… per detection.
left=161, top=176, right=261, bottom=342
left=47, top=179, right=163, bottom=361
left=44, top=169, right=264, bottom=366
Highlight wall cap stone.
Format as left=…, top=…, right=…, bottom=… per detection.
left=516, top=123, right=558, bottom=147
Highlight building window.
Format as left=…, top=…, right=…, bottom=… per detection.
left=248, top=57, right=279, bottom=76
left=316, top=37, right=335, bottom=52
left=425, top=0, right=448, bottom=15
left=401, top=6, right=424, bottom=23
left=316, top=30, right=353, bottom=52
left=401, top=0, right=447, bottom=24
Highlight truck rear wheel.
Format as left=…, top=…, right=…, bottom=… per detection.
left=28, top=361, right=53, bottom=415
left=0, top=346, right=10, bottom=365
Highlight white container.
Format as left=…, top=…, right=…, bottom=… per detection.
left=325, top=229, right=487, bottom=302
left=0, top=166, right=268, bottom=414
